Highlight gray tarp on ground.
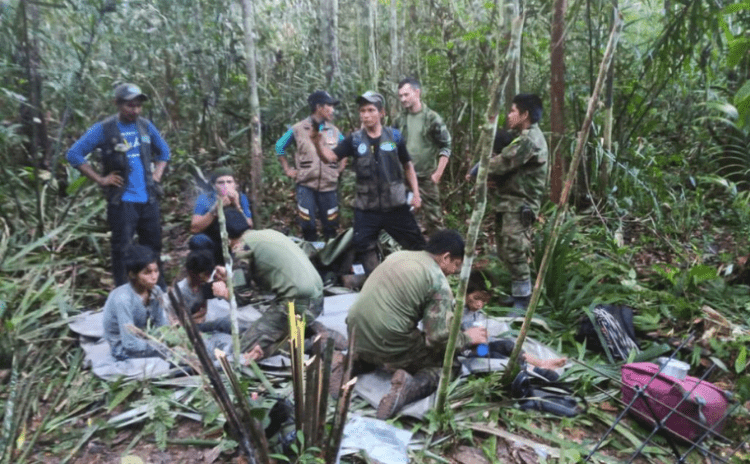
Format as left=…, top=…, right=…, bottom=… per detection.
left=68, top=299, right=262, bottom=381
left=69, top=292, right=566, bottom=419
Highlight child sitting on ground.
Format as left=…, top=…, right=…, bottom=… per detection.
left=103, top=244, right=170, bottom=360
left=462, top=271, right=566, bottom=375
left=172, top=236, right=232, bottom=333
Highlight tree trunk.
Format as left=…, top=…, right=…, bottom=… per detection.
left=601, top=4, right=617, bottom=197
left=19, top=0, right=50, bottom=168
left=321, top=0, right=340, bottom=85
left=365, top=0, right=378, bottom=90
left=240, top=0, right=263, bottom=224
left=503, top=0, right=520, bottom=112
left=549, top=0, right=567, bottom=205
left=389, top=0, right=399, bottom=114
left=435, top=1, right=525, bottom=415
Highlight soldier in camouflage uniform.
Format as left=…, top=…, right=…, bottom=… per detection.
left=345, top=230, right=488, bottom=419
left=487, top=94, right=548, bottom=311
left=394, top=78, right=452, bottom=236
left=222, top=213, right=324, bottom=363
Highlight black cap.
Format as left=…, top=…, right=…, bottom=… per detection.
left=356, top=90, right=384, bottom=109
left=308, top=90, right=339, bottom=107
left=114, top=83, right=148, bottom=102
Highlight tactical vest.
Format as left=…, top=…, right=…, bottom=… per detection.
left=291, top=117, right=341, bottom=192
left=100, top=115, right=156, bottom=204
left=350, top=127, right=407, bottom=211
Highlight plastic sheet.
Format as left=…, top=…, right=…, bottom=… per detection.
left=337, top=415, right=413, bottom=464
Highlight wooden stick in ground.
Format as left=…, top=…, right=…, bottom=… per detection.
left=325, top=377, right=357, bottom=464
left=500, top=10, right=624, bottom=386
left=303, top=355, right=319, bottom=447
left=435, top=2, right=525, bottom=414
left=317, top=337, right=335, bottom=445
left=215, top=350, right=271, bottom=463
left=340, top=326, right=356, bottom=395
left=168, top=288, right=258, bottom=462
left=215, top=198, right=242, bottom=368
left=288, top=303, right=305, bottom=434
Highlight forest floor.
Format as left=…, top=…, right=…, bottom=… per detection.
left=21, top=185, right=750, bottom=464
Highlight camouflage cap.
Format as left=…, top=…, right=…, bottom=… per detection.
left=356, top=91, right=385, bottom=109
left=114, top=83, right=148, bottom=102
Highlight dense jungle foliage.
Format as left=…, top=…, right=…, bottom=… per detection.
left=1, top=0, right=749, bottom=462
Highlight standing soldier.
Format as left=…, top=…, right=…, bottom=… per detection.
left=487, top=94, right=548, bottom=311
left=276, top=91, right=345, bottom=241
left=395, top=78, right=452, bottom=235
left=312, top=91, right=425, bottom=274
left=67, top=83, right=170, bottom=288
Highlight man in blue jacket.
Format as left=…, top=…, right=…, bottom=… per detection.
left=67, top=83, right=170, bottom=287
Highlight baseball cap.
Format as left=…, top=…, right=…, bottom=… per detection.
left=308, top=90, right=340, bottom=107
left=114, top=83, right=148, bottom=102
left=356, top=91, right=384, bottom=108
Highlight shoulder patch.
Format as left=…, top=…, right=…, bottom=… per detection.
left=380, top=141, right=396, bottom=152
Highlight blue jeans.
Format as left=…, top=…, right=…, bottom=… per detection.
left=107, top=200, right=165, bottom=288
left=296, top=185, right=339, bottom=241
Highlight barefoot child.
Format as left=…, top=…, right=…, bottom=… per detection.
left=462, top=271, right=566, bottom=375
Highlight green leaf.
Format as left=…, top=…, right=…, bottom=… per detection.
left=107, top=383, right=139, bottom=412
left=735, top=345, right=747, bottom=374
left=66, top=176, right=88, bottom=195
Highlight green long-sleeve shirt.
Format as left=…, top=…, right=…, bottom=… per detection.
left=347, top=250, right=470, bottom=362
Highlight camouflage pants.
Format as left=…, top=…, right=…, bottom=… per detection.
left=416, top=176, right=444, bottom=236
left=240, top=295, right=324, bottom=356
left=495, top=211, right=533, bottom=290
left=354, top=338, right=461, bottom=390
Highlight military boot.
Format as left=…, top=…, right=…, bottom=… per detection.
left=512, top=295, right=530, bottom=311
left=376, top=370, right=437, bottom=420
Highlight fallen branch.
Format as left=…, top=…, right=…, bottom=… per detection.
left=168, top=287, right=263, bottom=462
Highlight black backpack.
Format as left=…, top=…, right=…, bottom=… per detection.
left=577, top=304, right=640, bottom=362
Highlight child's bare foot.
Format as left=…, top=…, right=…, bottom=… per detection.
left=535, top=357, right=567, bottom=370
left=241, top=345, right=265, bottom=365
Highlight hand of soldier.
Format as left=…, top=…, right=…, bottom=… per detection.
left=310, top=130, right=322, bottom=146
left=285, top=168, right=298, bottom=180
left=464, top=326, right=488, bottom=345
left=410, top=193, right=422, bottom=211
left=213, top=266, right=227, bottom=282
left=212, top=281, right=229, bottom=300
left=430, top=171, right=442, bottom=184
left=100, top=172, right=124, bottom=187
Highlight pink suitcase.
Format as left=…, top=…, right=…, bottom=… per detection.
left=620, top=362, right=731, bottom=443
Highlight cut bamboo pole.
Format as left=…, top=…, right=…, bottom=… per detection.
left=435, top=1, right=525, bottom=414
left=215, top=199, right=241, bottom=367
left=325, top=377, right=357, bottom=464
left=501, top=11, right=624, bottom=386
left=215, top=350, right=270, bottom=463
left=317, top=338, right=335, bottom=445
left=168, top=288, right=259, bottom=462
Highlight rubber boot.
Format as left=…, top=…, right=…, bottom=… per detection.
left=512, top=296, right=530, bottom=312
left=376, top=370, right=438, bottom=420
